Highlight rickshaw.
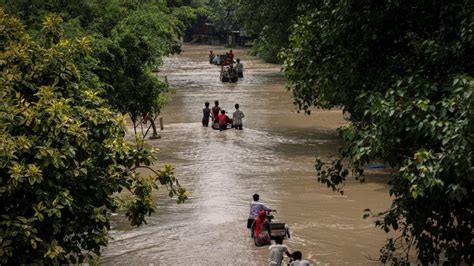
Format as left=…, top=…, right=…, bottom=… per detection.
left=251, top=210, right=291, bottom=240
left=220, top=65, right=238, bottom=82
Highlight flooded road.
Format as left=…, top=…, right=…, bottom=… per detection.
left=101, top=44, right=392, bottom=265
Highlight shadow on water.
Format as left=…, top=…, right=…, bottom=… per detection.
left=101, top=44, right=391, bottom=265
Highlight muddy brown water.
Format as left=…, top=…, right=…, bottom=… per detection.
left=101, top=44, right=392, bottom=265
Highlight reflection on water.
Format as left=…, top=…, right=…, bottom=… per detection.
left=101, top=45, right=391, bottom=265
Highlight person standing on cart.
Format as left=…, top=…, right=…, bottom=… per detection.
left=228, top=49, right=235, bottom=63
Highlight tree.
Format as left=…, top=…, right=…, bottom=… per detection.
left=207, top=0, right=242, bottom=36
left=281, top=1, right=473, bottom=264
left=202, top=0, right=301, bottom=62
left=237, top=0, right=301, bottom=63
left=1, top=0, right=199, bottom=138
left=96, top=5, right=186, bottom=138
left=0, top=10, right=186, bottom=264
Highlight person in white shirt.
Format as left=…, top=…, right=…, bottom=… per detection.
left=268, top=238, right=292, bottom=266
left=235, top=58, right=244, bottom=77
left=289, top=251, right=311, bottom=266
left=247, top=194, right=273, bottom=229
left=232, top=103, right=245, bottom=130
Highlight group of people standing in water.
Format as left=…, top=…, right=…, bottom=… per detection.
left=207, top=49, right=307, bottom=265
left=248, top=194, right=311, bottom=266
left=202, top=100, right=245, bottom=131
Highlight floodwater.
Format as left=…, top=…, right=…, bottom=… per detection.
left=101, top=45, right=392, bottom=265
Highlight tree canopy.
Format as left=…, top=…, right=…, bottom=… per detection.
left=281, top=1, right=473, bottom=264
left=237, top=0, right=301, bottom=63
left=207, top=0, right=242, bottom=34
left=100, top=5, right=183, bottom=121
left=0, top=1, right=193, bottom=263
left=1, top=0, right=199, bottom=135
left=202, top=0, right=300, bottom=62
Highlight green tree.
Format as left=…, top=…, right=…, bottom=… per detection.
left=1, top=1, right=199, bottom=139
left=207, top=0, right=242, bottom=36
left=95, top=5, right=186, bottom=137
left=0, top=10, right=186, bottom=264
left=237, top=0, right=301, bottom=63
left=167, top=0, right=206, bottom=8
left=282, top=1, right=473, bottom=264
left=203, top=0, right=301, bottom=62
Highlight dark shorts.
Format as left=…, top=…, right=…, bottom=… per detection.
left=202, top=118, right=209, bottom=127
left=247, top=218, right=255, bottom=229
left=219, top=124, right=227, bottom=131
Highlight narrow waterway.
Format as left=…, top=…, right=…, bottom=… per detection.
left=101, top=44, right=392, bottom=265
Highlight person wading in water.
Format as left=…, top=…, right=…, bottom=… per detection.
left=202, top=101, right=211, bottom=127
left=212, top=100, right=221, bottom=124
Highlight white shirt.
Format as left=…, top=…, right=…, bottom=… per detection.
left=268, top=244, right=289, bottom=266
left=233, top=110, right=245, bottom=125
left=249, top=201, right=269, bottom=219
left=290, top=259, right=311, bottom=266
left=236, top=63, right=243, bottom=72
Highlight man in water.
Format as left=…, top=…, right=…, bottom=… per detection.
left=232, top=103, right=245, bottom=130
left=235, top=58, right=243, bottom=77
left=202, top=101, right=211, bottom=127
left=211, top=100, right=221, bottom=124
left=289, top=251, right=310, bottom=266
left=268, top=238, right=292, bottom=266
left=209, top=50, right=214, bottom=63
left=217, top=109, right=230, bottom=131
left=248, top=194, right=273, bottom=229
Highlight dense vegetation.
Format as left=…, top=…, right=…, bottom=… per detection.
left=202, top=0, right=296, bottom=62
left=0, top=0, right=195, bottom=263
left=279, top=1, right=473, bottom=264
left=1, top=0, right=199, bottom=133
left=236, top=0, right=301, bottom=63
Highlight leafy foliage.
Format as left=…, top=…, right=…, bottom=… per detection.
left=238, top=0, right=301, bottom=63
left=91, top=2, right=198, bottom=135
left=0, top=10, right=186, bottom=264
left=97, top=5, right=183, bottom=123
left=207, top=0, right=242, bottom=34
left=282, top=1, right=473, bottom=264
left=204, top=0, right=300, bottom=62
left=1, top=0, right=200, bottom=135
